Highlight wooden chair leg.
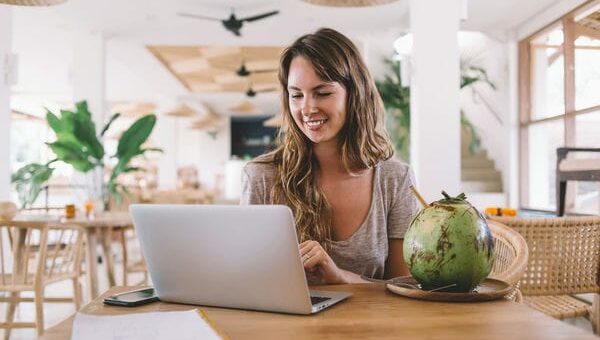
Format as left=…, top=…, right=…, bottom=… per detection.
left=34, top=286, right=45, bottom=336
left=514, top=289, right=523, bottom=303
left=592, top=294, right=600, bottom=334
left=556, top=179, right=567, bottom=216
left=72, top=278, right=82, bottom=311
left=4, top=292, right=19, bottom=340
left=100, top=227, right=116, bottom=288
left=119, top=228, right=128, bottom=286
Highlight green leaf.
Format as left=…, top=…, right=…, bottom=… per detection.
left=141, top=147, right=163, bottom=153
left=101, top=113, right=120, bottom=137
left=47, top=141, right=95, bottom=172
left=75, top=101, right=90, bottom=117
left=11, top=163, right=54, bottom=208
left=73, top=113, right=104, bottom=160
left=46, top=109, right=63, bottom=134
left=58, top=110, right=76, bottom=136
left=117, top=115, right=156, bottom=160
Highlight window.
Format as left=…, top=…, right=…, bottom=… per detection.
left=520, top=0, right=600, bottom=214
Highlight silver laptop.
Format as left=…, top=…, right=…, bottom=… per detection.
left=129, top=204, right=351, bottom=314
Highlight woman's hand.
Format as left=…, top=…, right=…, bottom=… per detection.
left=299, top=240, right=346, bottom=284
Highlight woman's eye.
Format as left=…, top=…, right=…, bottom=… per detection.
left=316, top=92, right=332, bottom=97
left=290, top=93, right=303, bottom=99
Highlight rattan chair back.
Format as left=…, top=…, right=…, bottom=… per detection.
left=487, top=220, right=529, bottom=301
left=491, top=216, right=600, bottom=296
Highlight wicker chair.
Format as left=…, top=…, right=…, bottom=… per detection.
left=118, top=225, right=148, bottom=286
left=487, top=220, right=529, bottom=302
left=490, top=215, right=600, bottom=333
left=0, top=221, right=85, bottom=338
left=556, top=147, right=600, bottom=216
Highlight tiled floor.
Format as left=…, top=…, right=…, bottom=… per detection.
left=0, top=263, right=595, bottom=339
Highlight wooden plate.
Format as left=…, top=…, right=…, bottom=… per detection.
left=386, top=278, right=512, bottom=302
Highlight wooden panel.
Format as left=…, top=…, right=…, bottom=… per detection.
left=148, top=45, right=283, bottom=93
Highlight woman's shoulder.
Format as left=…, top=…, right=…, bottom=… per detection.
left=377, top=157, right=412, bottom=180
left=243, top=160, right=277, bottom=180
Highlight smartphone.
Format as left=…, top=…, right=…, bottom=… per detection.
left=103, top=287, right=159, bottom=307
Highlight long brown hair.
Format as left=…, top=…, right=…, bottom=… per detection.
left=255, top=28, right=394, bottom=247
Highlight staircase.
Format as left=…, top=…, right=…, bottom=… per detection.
left=461, top=125, right=503, bottom=195
left=461, top=150, right=503, bottom=192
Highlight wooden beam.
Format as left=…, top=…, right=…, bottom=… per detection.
left=564, top=16, right=576, bottom=147
left=532, top=43, right=600, bottom=50
left=564, top=16, right=577, bottom=212
left=519, top=39, right=531, bottom=207
left=575, top=23, right=600, bottom=41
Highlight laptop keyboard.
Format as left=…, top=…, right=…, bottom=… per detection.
left=310, top=296, right=331, bottom=305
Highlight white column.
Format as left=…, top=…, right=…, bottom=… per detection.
left=72, top=31, right=106, bottom=127
left=71, top=32, right=106, bottom=205
left=409, top=0, right=461, bottom=201
left=0, top=7, right=12, bottom=200
left=507, top=30, right=520, bottom=208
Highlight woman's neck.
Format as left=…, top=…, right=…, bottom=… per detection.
left=313, top=140, right=347, bottom=175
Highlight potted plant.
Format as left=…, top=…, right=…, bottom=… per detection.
left=11, top=101, right=162, bottom=209
left=376, top=57, right=496, bottom=160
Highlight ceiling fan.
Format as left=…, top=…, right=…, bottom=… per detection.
left=245, top=83, right=278, bottom=98
left=236, top=60, right=277, bottom=77
left=177, top=9, right=280, bottom=37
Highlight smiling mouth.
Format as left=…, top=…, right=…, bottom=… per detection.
left=305, top=119, right=327, bottom=127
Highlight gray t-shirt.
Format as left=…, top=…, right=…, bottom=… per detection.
left=240, top=158, right=419, bottom=280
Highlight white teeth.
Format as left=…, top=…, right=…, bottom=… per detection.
left=305, top=119, right=327, bottom=127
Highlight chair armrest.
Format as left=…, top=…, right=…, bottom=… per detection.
left=557, top=147, right=600, bottom=164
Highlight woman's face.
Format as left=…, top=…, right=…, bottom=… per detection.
left=287, top=56, right=347, bottom=145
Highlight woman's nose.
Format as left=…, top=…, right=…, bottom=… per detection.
left=301, top=97, right=317, bottom=115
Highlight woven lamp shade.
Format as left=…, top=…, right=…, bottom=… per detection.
left=263, top=114, right=283, bottom=128
left=0, top=0, right=67, bottom=6
left=166, top=104, right=197, bottom=117
left=302, top=0, right=398, bottom=7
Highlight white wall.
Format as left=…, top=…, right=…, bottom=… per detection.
left=174, top=116, right=231, bottom=190
left=0, top=7, right=12, bottom=201
left=459, top=33, right=509, bottom=182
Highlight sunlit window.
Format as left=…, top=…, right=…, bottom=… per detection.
left=521, top=1, right=600, bottom=214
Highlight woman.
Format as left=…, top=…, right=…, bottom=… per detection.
left=241, top=28, right=419, bottom=284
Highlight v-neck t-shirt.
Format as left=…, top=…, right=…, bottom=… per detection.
left=240, top=158, right=420, bottom=280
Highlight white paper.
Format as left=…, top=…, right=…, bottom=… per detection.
left=71, top=309, right=222, bottom=340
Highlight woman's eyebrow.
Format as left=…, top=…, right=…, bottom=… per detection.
left=287, top=83, right=336, bottom=91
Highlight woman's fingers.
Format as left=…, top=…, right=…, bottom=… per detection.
left=299, top=240, right=318, bottom=256
left=301, top=241, right=327, bottom=271
left=303, top=249, right=323, bottom=269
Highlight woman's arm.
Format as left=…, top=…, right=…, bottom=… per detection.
left=385, top=239, right=410, bottom=278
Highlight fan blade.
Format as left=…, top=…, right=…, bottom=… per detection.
left=239, top=10, right=279, bottom=23
left=256, top=87, right=278, bottom=93
left=251, top=69, right=278, bottom=74
left=228, top=27, right=242, bottom=36
left=177, top=12, right=222, bottom=22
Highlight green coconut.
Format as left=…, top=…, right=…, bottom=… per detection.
left=403, top=191, right=495, bottom=292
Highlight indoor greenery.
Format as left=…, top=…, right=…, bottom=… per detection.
left=11, top=101, right=161, bottom=208
left=376, top=58, right=496, bottom=161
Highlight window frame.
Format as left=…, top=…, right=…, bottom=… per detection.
left=519, top=0, right=600, bottom=212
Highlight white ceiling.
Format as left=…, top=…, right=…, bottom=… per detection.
left=9, top=0, right=564, bottom=116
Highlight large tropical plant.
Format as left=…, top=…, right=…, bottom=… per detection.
left=11, top=100, right=161, bottom=208
left=375, top=58, right=410, bottom=161
left=376, top=57, right=496, bottom=161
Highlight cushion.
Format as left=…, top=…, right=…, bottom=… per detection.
left=559, top=159, right=600, bottom=172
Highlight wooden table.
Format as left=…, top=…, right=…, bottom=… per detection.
left=41, top=284, right=596, bottom=339
left=1, top=212, right=133, bottom=300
